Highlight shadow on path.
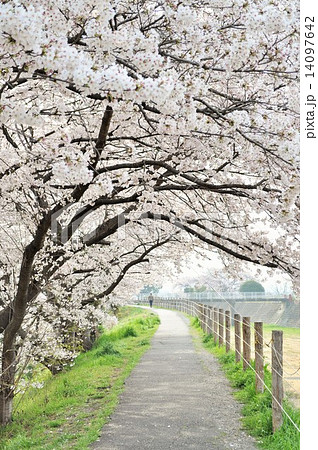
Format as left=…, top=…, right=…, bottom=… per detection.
left=91, top=308, right=257, bottom=449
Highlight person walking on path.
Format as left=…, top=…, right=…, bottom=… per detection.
left=92, top=308, right=257, bottom=449
left=148, top=293, right=154, bottom=308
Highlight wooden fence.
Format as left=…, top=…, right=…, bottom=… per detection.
left=139, top=297, right=286, bottom=433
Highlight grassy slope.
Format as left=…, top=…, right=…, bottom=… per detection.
left=0, top=307, right=160, bottom=449
left=190, top=317, right=300, bottom=450
left=262, top=324, right=300, bottom=337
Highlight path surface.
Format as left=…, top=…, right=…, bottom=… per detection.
left=92, top=309, right=258, bottom=449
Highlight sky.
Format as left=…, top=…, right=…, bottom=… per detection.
left=155, top=250, right=293, bottom=296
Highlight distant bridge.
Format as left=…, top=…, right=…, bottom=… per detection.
left=136, top=292, right=299, bottom=327
left=138, top=291, right=292, bottom=302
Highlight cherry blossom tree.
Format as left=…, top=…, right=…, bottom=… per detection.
left=176, top=268, right=242, bottom=294
left=0, top=0, right=299, bottom=424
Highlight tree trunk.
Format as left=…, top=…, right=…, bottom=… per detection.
left=0, top=344, right=15, bottom=426
left=0, top=216, right=51, bottom=426
left=0, top=390, right=13, bottom=426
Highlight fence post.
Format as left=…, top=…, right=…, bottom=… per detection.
left=242, top=316, right=251, bottom=370
left=208, top=306, right=213, bottom=335
left=254, top=322, right=264, bottom=393
left=213, top=308, right=218, bottom=343
left=234, top=314, right=241, bottom=363
left=210, top=306, right=214, bottom=337
left=199, top=304, right=203, bottom=329
left=201, top=303, right=205, bottom=331
left=218, top=309, right=224, bottom=347
left=229, top=299, right=235, bottom=326
left=225, top=310, right=231, bottom=352
left=205, top=306, right=209, bottom=334
left=205, top=305, right=209, bottom=334
left=203, top=305, right=207, bottom=333
left=272, top=330, right=284, bottom=432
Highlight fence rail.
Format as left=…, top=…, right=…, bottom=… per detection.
left=137, top=297, right=300, bottom=435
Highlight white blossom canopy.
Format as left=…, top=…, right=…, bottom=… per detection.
left=0, top=0, right=299, bottom=408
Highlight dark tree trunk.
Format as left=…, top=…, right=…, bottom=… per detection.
left=82, top=328, right=99, bottom=351
left=0, top=344, right=15, bottom=425
left=0, top=390, right=13, bottom=426
left=0, top=218, right=50, bottom=425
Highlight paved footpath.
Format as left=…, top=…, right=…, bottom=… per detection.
left=92, top=308, right=258, bottom=450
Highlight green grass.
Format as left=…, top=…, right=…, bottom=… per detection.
left=0, top=307, right=160, bottom=449
left=190, top=317, right=300, bottom=450
left=263, top=324, right=300, bottom=337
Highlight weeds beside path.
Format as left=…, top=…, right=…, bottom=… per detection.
left=0, top=307, right=160, bottom=450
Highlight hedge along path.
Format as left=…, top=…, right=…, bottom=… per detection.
left=92, top=308, right=257, bottom=450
